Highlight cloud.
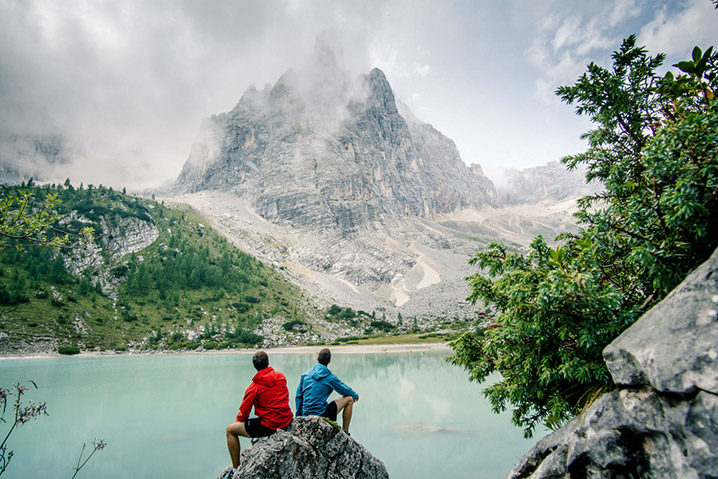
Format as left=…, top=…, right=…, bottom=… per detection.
left=368, top=45, right=432, bottom=82
left=527, top=0, right=655, bottom=104
left=413, top=64, right=431, bottom=77
left=528, top=0, right=716, bottom=104
left=534, top=50, right=588, bottom=103
left=607, top=0, right=643, bottom=28
left=368, top=45, right=404, bottom=79
left=638, top=0, right=718, bottom=57
left=551, top=16, right=583, bottom=52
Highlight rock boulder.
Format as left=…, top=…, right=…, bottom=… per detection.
left=219, top=416, right=389, bottom=479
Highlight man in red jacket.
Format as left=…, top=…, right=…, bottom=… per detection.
left=225, top=351, right=293, bottom=471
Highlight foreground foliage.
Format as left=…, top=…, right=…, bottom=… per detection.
left=450, top=36, right=718, bottom=437
left=0, top=381, right=105, bottom=478
left=0, top=184, right=92, bottom=250
left=0, top=381, right=48, bottom=476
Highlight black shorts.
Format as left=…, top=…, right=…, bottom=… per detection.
left=244, top=417, right=276, bottom=438
left=320, top=400, right=338, bottom=421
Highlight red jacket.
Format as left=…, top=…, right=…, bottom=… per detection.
left=236, top=366, right=293, bottom=429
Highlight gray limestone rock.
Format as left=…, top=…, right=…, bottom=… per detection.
left=219, top=416, right=388, bottom=479
left=173, top=38, right=497, bottom=230
left=99, top=215, right=160, bottom=258
left=508, top=248, right=718, bottom=479
left=604, top=248, right=718, bottom=395
left=63, top=214, right=159, bottom=275
left=510, top=388, right=718, bottom=479
left=498, top=161, right=601, bottom=206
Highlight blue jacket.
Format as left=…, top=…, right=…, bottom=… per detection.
left=295, top=363, right=358, bottom=416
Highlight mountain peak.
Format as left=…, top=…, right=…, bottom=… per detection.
left=365, top=68, right=397, bottom=114
left=174, top=40, right=497, bottom=228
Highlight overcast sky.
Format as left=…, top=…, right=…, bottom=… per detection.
left=0, top=0, right=716, bottom=190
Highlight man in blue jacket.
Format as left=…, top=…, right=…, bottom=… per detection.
left=295, top=348, right=359, bottom=433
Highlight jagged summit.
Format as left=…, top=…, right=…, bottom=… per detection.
left=364, top=68, right=397, bottom=113
left=174, top=50, right=497, bottom=235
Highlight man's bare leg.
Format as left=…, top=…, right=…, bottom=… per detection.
left=333, top=396, right=355, bottom=432
left=226, top=421, right=251, bottom=469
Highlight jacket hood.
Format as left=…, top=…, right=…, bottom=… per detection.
left=253, top=366, right=278, bottom=386
left=310, top=363, right=331, bottom=380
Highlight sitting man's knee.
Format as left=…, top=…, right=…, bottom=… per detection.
left=227, top=421, right=244, bottom=437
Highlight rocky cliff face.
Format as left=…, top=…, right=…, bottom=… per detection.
left=63, top=214, right=159, bottom=275
left=497, top=161, right=601, bottom=206
left=62, top=213, right=159, bottom=303
left=219, top=416, right=388, bottom=479
left=0, top=134, right=69, bottom=184
left=509, top=247, right=718, bottom=479
left=174, top=40, right=496, bottom=234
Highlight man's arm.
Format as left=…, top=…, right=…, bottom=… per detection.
left=295, top=377, right=304, bottom=416
left=236, top=382, right=257, bottom=422
left=327, top=373, right=358, bottom=401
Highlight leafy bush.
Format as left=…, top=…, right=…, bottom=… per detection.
left=282, top=319, right=308, bottom=332
left=338, top=308, right=356, bottom=320
left=110, top=265, right=129, bottom=278
left=336, top=335, right=369, bottom=343
left=58, top=345, right=80, bottom=355
left=234, top=302, right=250, bottom=313
left=369, top=320, right=395, bottom=332
left=235, top=330, right=263, bottom=345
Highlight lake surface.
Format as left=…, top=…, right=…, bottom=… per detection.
left=0, top=351, right=541, bottom=478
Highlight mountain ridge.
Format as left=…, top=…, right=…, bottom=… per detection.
left=173, top=49, right=499, bottom=227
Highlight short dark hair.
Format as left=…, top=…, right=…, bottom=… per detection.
left=317, top=348, right=331, bottom=366
left=253, top=351, right=269, bottom=371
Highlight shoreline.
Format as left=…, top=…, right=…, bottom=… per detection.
left=0, top=342, right=451, bottom=361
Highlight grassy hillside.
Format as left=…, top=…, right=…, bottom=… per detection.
left=0, top=182, right=316, bottom=354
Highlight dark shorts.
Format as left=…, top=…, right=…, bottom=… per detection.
left=244, top=417, right=276, bottom=438
left=320, top=400, right=338, bottom=421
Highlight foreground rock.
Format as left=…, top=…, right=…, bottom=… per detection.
left=509, top=248, right=718, bottom=479
left=219, top=416, right=389, bottom=479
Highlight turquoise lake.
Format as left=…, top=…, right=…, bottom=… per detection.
left=0, top=351, right=542, bottom=478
